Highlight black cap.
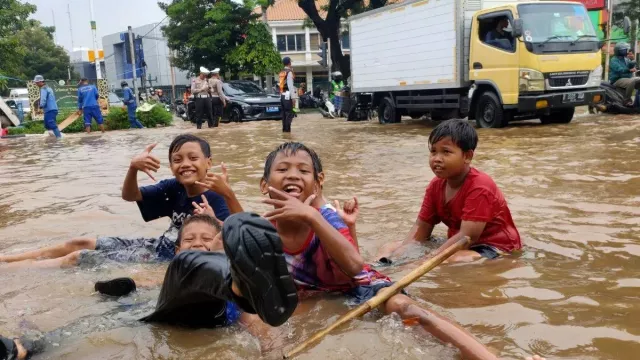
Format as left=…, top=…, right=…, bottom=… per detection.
left=283, top=57, right=291, bottom=66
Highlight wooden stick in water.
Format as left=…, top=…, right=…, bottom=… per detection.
left=283, top=236, right=470, bottom=359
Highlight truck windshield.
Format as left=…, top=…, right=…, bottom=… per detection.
left=518, top=3, right=596, bottom=44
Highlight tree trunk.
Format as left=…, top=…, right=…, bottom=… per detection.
left=262, top=5, right=273, bottom=92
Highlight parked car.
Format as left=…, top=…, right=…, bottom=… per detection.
left=222, top=81, right=282, bottom=122
left=108, top=92, right=124, bottom=107
left=5, top=98, right=31, bottom=120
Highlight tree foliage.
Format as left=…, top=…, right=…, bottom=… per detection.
left=226, top=22, right=282, bottom=77
left=159, top=0, right=281, bottom=77
left=0, top=1, right=77, bottom=92
left=613, top=0, right=640, bottom=44
left=297, top=0, right=390, bottom=79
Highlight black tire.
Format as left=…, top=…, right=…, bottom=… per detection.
left=475, top=92, right=506, bottom=128
left=378, top=97, right=401, bottom=124
left=230, top=107, right=243, bottom=123
left=540, top=108, right=574, bottom=124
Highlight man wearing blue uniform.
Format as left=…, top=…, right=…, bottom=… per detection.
left=77, top=78, right=105, bottom=133
left=34, top=75, right=62, bottom=139
left=121, top=81, right=144, bottom=129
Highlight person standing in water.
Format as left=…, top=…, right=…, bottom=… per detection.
left=34, top=75, right=62, bottom=139
left=77, top=78, right=105, bottom=134
left=207, top=68, right=227, bottom=127
left=121, top=81, right=144, bottom=129
left=278, top=57, right=295, bottom=133
left=192, top=67, right=214, bottom=129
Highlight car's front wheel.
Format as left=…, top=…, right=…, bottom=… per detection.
left=230, top=107, right=243, bottom=123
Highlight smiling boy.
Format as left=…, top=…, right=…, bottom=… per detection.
left=0, top=134, right=242, bottom=268
left=376, top=119, right=521, bottom=264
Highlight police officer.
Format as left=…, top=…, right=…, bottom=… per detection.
left=278, top=57, right=295, bottom=133
left=34, top=75, right=62, bottom=139
left=77, top=78, right=105, bottom=134
left=121, top=81, right=144, bottom=129
left=192, top=66, right=214, bottom=129
left=208, top=68, right=227, bottom=127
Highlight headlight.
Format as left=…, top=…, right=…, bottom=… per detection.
left=586, top=65, right=603, bottom=87
left=240, top=103, right=252, bottom=111
left=519, top=68, right=545, bottom=92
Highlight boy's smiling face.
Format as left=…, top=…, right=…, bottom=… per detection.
left=177, top=221, right=222, bottom=253
left=170, top=142, right=212, bottom=186
left=429, top=136, right=473, bottom=179
left=261, top=150, right=323, bottom=202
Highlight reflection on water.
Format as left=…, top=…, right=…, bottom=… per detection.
left=1, top=112, right=639, bottom=359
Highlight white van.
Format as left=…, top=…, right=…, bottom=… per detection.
left=9, top=88, right=29, bottom=99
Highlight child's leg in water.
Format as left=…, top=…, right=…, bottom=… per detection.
left=0, top=250, right=83, bottom=270
left=383, top=293, right=498, bottom=360
left=0, top=238, right=96, bottom=263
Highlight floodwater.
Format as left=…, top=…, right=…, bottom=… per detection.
left=1, top=111, right=639, bottom=360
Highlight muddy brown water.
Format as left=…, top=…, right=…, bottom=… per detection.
left=1, top=112, right=639, bottom=360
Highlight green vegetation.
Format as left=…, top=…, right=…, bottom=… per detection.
left=7, top=106, right=173, bottom=135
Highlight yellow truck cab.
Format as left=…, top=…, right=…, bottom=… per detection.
left=348, top=0, right=604, bottom=128
left=468, top=1, right=603, bottom=127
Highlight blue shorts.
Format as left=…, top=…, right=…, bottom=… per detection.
left=469, top=244, right=504, bottom=259
left=77, top=235, right=175, bottom=267
left=83, top=105, right=104, bottom=126
left=345, top=281, right=408, bottom=306
left=43, top=110, right=58, bottom=130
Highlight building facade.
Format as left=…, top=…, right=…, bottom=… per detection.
left=70, top=48, right=106, bottom=81
left=102, top=23, right=190, bottom=91
left=256, top=0, right=350, bottom=93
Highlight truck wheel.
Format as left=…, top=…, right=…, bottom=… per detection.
left=379, top=97, right=401, bottom=124
left=540, top=108, right=574, bottom=125
left=475, top=92, right=505, bottom=128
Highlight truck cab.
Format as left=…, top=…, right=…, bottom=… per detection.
left=468, top=1, right=603, bottom=127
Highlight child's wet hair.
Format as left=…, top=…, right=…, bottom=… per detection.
left=428, top=119, right=478, bottom=152
left=175, top=214, right=221, bottom=249
left=263, top=142, right=323, bottom=181
left=168, top=134, right=211, bottom=161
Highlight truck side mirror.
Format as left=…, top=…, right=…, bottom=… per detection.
left=623, top=16, right=631, bottom=35
left=512, top=19, right=524, bottom=38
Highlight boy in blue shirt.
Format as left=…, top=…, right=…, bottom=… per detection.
left=34, top=75, right=62, bottom=139
left=77, top=78, right=105, bottom=133
left=121, top=80, right=144, bottom=129
left=0, top=134, right=242, bottom=268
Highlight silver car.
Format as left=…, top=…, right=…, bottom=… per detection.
left=5, top=98, right=31, bottom=116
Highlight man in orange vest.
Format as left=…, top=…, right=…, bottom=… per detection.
left=279, top=57, right=295, bottom=133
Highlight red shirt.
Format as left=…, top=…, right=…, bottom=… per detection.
left=418, top=168, right=521, bottom=252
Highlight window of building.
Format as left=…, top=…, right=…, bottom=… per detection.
left=341, top=32, right=350, bottom=49
left=310, top=33, right=321, bottom=50
left=276, top=34, right=306, bottom=52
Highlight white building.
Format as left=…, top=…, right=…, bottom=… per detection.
left=255, top=0, right=350, bottom=92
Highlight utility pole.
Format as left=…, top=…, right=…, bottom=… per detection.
left=89, top=0, right=102, bottom=79
left=604, top=0, right=614, bottom=81
left=51, top=9, right=58, bottom=44
left=169, top=51, right=176, bottom=109
left=327, top=40, right=332, bottom=96
left=67, top=3, right=74, bottom=50
left=128, top=26, right=139, bottom=106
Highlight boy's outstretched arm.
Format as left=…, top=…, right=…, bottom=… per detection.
left=375, top=219, right=434, bottom=261
left=122, top=143, right=161, bottom=201
left=430, top=220, right=485, bottom=257
left=263, top=187, right=364, bottom=277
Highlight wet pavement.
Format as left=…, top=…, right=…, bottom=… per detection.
left=0, top=112, right=639, bottom=359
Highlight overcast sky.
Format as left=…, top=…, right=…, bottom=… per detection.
left=27, top=0, right=167, bottom=51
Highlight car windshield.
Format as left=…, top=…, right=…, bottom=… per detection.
left=17, top=99, right=30, bottom=108
left=108, top=93, right=121, bottom=102
left=224, top=82, right=264, bottom=95
left=518, top=3, right=596, bottom=43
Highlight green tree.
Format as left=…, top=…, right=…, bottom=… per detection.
left=15, top=24, right=78, bottom=81
left=297, top=0, right=390, bottom=79
left=0, top=0, right=37, bottom=91
left=159, top=0, right=265, bottom=76
left=226, top=22, right=282, bottom=78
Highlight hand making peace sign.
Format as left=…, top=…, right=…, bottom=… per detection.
left=195, top=162, right=232, bottom=197
left=262, top=186, right=317, bottom=222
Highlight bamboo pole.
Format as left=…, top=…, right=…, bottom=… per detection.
left=283, top=236, right=470, bottom=359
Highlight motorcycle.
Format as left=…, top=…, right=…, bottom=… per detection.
left=175, top=99, right=188, bottom=121
left=589, top=81, right=640, bottom=115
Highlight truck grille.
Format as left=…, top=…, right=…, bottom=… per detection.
left=546, top=71, right=590, bottom=88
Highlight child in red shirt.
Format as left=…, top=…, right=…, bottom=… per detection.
left=377, top=119, right=521, bottom=263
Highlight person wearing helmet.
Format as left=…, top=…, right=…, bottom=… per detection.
left=156, top=89, right=167, bottom=104
left=183, top=86, right=192, bottom=104
left=121, top=81, right=144, bottom=129
left=278, top=57, right=296, bottom=132
left=610, top=42, right=639, bottom=107
left=330, top=71, right=344, bottom=102
left=191, top=66, right=214, bottom=129
left=34, top=75, right=62, bottom=139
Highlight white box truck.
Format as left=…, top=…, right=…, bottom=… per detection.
left=348, top=0, right=606, bottom=127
